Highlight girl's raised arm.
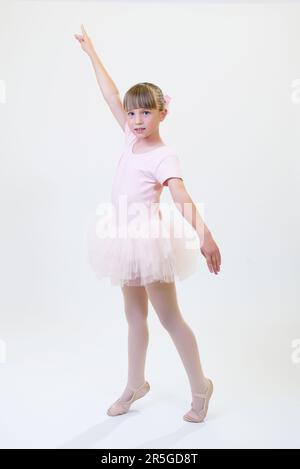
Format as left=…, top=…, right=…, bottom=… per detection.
left=74, top=24, right=126, bottom=131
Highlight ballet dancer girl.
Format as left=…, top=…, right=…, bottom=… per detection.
left=75, top=25, right=221, bottom=423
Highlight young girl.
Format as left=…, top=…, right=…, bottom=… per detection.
left=75, top=25, right=221, bottom=423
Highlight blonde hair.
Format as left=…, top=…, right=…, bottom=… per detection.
left=123, top=82, right=166, bottom=113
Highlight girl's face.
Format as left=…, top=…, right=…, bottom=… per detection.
left=126, top=108, right=166, bottom=138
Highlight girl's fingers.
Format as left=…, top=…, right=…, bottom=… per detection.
left=209, top=253, right=220, bottom=274
left=202, top=247, right=221, bottom=274
left=81, top=24, right=86, bottom=36
left=214, top=255, right=220, bottom=273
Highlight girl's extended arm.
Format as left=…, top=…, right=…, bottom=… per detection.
left=74, top=24, right=119, bottom=100
left=167, top=178, right=221, bottom=275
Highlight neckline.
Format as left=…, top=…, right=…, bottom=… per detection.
left=131, top=138, right=167, bottom=156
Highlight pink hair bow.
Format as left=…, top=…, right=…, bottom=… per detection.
left=163, top=94, right=172, bottom=112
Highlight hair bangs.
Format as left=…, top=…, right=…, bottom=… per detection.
left=123, top=85, right=158, bottom=112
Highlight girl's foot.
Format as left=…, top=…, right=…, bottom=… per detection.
left=118, top=380, right=147, bottom=401
left=183, top=378, right=213, bottom=423
left=119, top=386, right=136, bottom=402
left=106, top=381, right=150, bottom=416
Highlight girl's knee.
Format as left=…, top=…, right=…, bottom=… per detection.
left=124, top=306, right=148, bottom=325
left=158, top=310, right=183, bottom=332
left=122, top=285, right=149, bottom=323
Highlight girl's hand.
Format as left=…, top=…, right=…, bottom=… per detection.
left=200, top=232, right=221, bottom=275
left=74, top=24, right=95, bottom=57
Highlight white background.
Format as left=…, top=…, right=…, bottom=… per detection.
left=0, top=0, right=299, bottom=449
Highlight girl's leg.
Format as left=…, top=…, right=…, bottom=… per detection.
left=144, top=281, right=208, bottom=412
left=118, top=284, right=149, bottom=401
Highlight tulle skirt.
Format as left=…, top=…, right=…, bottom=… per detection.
left=85, top=205, right=200, bottom=287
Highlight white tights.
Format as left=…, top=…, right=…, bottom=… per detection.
left=120, top=281, right=207, bottom=401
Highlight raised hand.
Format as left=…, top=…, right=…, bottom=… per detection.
left=200, top=232, right=221, bottom=275
left=74, top=24, right=95, bottom=57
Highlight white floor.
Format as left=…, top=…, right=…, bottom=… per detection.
left=1, top=312, right=299, bottom=449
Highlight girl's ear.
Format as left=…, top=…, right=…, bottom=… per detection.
left=160, top=108, right=168, bottom=121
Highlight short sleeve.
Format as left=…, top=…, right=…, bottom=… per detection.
left=154, top=154, right=183, bottom=187
left=124, top=121, right=136, bottom=146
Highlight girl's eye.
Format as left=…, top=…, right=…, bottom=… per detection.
left=128, top=111, right=150, bottom=116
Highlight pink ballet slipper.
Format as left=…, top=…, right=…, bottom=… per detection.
left=107, top=381, right=150, bottom=416
left=183, top=378, right=213, bottom=423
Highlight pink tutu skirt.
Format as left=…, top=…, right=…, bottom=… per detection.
left=85, top=206, right=200, bottom=287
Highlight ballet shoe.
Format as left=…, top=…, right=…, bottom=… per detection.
left=106, top=381, right=150, bottom=416
left=183, top=378, right=213, bottom=423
